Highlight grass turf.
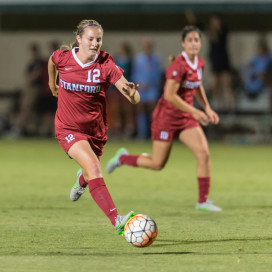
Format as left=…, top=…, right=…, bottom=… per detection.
left=0, top=138, right=272, bottom=272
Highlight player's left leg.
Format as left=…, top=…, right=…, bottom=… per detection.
left=70, top=168, right=87, bottom=201
left=68, top=140, right=134, bottom=231
left=106, top=140, right=172, bottom=173
left=106, top=147, right=129, bottom=174
left=179, top=127, right=222, bottom=211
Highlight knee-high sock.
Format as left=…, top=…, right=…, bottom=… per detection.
left=88, top=178, right=118, bottom=225
left=197, top=177, right=210, bottom=203
left=120, top=155, right=139, bottom=167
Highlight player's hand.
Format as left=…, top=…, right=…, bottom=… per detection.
left=122, top=82, right=140, bottom=103
left=49, top=85, right=59, bottom=98
left=205, top=108, right=220, bottom=124
left=192, top=109, right=209, bottom=126
left=122, top=82, right=139, bottom=97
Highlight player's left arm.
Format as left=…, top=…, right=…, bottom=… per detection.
left=115, top=75, right=140, bottom=104
left=196, top=84, right=220, bottom=124
left=48, top=56, right=59, bottom=98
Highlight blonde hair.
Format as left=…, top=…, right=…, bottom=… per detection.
left=60, top=19, right=103, bottom=50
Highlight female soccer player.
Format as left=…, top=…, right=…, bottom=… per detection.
left=106, top=26, right=222, bottom=212
left=48, top=19, right=140, bottom=234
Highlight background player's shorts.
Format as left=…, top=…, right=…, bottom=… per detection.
left=151, top=117, right=199, bottom=142
left=55, top=127, right=106, bottom=157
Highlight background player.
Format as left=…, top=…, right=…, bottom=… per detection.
left=48, top=19, right=140, bottom=235
left=106, top=26, right=222, bottom=212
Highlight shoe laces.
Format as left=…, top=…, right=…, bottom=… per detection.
left=115, top=215, right=121, bottom=228
left=77, top=187, right=85, bottom=195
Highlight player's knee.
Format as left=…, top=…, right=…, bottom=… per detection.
left=84, top=172, right=103, bottom=181
left=82, top=166, right=102, bottom=181
left=152, top=162, right=165, bottom=171
left=197, top=149, right=210, bottom=164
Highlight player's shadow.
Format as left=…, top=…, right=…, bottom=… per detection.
left=142, top=237, right=272, bottom=255
left=143, top=252, right=272, bottom=255
left=151, top=236, right=272, bottom=248
left=143, top=252, right=193, bottom=255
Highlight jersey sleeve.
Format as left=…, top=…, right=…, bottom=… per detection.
left=51, top=49, right=67, bottom=69
left=104, top=55, right=124, bottom=85
left=166, top=59, right=186, bottom=82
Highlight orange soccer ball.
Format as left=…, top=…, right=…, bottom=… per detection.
left=124, top=214, right=158, bottom=247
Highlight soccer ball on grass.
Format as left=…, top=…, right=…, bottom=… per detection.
left=124, top=214, right=158, bottom=247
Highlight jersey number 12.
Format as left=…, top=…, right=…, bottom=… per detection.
left=87, top=69, right=101, bottom=83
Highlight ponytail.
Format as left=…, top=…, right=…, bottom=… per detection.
left=168, top=56, right=176, bottom=63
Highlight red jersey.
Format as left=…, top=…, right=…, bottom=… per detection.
left=52, top=48, right=123, bottom=140
left=152, top=51, right=205, bottom=128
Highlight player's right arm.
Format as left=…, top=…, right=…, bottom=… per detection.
left=48, top=56, right=59, bottom=97
left=164, top=79, right=209, bottom=126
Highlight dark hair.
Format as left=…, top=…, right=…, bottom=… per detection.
left=182, top=26, right=201, bottom=41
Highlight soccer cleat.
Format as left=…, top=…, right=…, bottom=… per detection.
left=70, top=169, right=86, bottom=201
left=195, top=200, right=222, bottom=212
left=106, top=148, right=128, bottom=174
left=115, top=211, right=135, bottom=235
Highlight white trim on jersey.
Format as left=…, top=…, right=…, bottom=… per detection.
left=181, top=51, right=198, bottom=70
left=72, top=47, right=98, bottom=68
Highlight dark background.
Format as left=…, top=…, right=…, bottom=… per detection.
left=1, top=2, right=272, bottom=31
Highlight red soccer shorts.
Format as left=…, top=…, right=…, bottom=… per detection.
left=151, top=117, right=199, bottom=142
left=55, top=127, right=106, bottom=157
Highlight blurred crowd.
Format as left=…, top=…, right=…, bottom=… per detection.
left=2, top=16, right=272, bottom=139
left=7, top=41, right=59, bottom=138
left=107, top=38, right=163, bottom=140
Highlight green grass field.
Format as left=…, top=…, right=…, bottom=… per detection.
left=0, top=138, right=272, bottom=272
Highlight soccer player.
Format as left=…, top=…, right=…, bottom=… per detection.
left=48, top=19, right=140, bottom=234
left=106, top=26, right=222, bottom=212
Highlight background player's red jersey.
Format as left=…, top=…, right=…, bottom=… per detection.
left=152, top=51, right=205, bottom=127
left=52, top=48, right=123, bottom=140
